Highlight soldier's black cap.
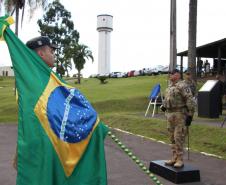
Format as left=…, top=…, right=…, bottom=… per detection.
left=26, top=36, right=58, bottom=50
left=170, top=69, right=180, bottom=75
left=185, top=71, right=191, bottom=75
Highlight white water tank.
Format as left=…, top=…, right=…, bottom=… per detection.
left=97, top=14, right=113, bottom=75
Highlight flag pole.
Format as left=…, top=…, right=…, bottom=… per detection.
left=187, top=126, right=190, bottom=160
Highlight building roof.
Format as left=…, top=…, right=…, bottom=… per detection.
left=177, top=38, right=226, bottom=59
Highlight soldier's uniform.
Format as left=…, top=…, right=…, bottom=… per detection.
left=163, top=80, right=195, bottom=168
left=183, top=79, right=197, bottom=97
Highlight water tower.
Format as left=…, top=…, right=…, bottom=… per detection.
left=97, top=14, right=113, bottom=75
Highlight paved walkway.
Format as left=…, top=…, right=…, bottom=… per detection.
left=1, top=124, right=226, bottom=185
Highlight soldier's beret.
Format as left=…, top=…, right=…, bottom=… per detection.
left=185, top=71, right=191, bottom=75
left=170, top=69, right=180, bottom=74
left=26, top=36, right=58, bottom=50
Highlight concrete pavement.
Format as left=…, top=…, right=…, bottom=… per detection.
left=1, top=124, right=226, bottom=185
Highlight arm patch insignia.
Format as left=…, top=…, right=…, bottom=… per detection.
left=185, top=87, right=191, bottom=93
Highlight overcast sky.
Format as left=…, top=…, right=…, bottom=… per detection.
left=1, top=0, right=226, bottom=77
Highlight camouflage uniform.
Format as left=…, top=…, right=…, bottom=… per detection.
left=183, top=79, right=197, bottom=97
left=163, top=80, right=195, bottom=167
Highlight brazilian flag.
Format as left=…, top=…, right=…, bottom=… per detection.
left=0, top=16, right=108, bottom=185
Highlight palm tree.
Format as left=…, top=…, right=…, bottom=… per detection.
left=72, top=44, right=94, bottom=84
left=63, top=59, right=72, bottom=77
left=2, top=0, right=48, bottom=95
left=169, top=0, right=177, bottom=72
left=3, top=0, right=48, bottom=36
left=188, top=0, right=197, bottom=80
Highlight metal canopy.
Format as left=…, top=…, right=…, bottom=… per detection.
left=177, top=38, right=226, bottom=59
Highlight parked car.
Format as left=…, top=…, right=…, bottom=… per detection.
left=110, top=72, right=127, bottom=78
left=147, top=65, right=169, bottom=75
left=89, top=74, right=98, bottom=78
left=133, top=70, right=140, bottom=76
left=151, top=67, right=160, bottom=75
left=159, top=65, right=169, bottom=74
left=110, top=72, right=120, bottom=78
left=142, top=68, right=152, bottom=75
left=145, top=67, right=159, bottom=75
left=115, top=72, right=126, bottom=78
left=144, top=68, right=152, bottom=76
left=99, top=73, right=110, bottom=78
left=128, top=70, right=135, bottom=77
left=122, top=72, right=128, bottom=78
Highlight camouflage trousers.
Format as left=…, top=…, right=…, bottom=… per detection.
left=166, top=112, right=187, bottom=156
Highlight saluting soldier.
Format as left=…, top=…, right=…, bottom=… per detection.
left=160, top=69, right=196, bottom=168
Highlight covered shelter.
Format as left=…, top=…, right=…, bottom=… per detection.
left=177, top=38, right=226, bottom=78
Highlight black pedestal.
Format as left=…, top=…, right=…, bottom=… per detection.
left=149, top=160, right=200, bottom=184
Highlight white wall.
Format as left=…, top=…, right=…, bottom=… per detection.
left=0, top=66, right=14, bottom=77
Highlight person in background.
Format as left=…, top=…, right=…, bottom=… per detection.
left=160, top=69, right=196, bottom=168
left=13, top=36, right=57, bottom=170
left=216, top=74, right=225, bottom=115
left=197, top=59, right=203, bottom=77
left=184, top=72, right=197, bottom=97
left=204, top=60, right=210, bottom=75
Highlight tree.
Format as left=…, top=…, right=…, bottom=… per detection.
left=97, top=75, right=108, bottom=84
left=63, top=59, right=72, bottom=77
left=2, top=0, right=48, bottom=95
left=188, top=0, right=197, bottom=80
left=2, top=0, right=48, bottom=36
left=71, top=43, right=94, bottom=84
left=169, top=0, right=177, bottom=72
left=37, top=0, right=79, bottom=77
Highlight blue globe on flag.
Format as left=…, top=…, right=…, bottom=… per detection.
left=47, top=86, right=97, bottom=143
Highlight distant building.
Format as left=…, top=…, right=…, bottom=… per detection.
left=0, top=66, right=14, bottom=76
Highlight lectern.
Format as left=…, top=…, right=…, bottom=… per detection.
left=198, top=80, right=220, bottom=118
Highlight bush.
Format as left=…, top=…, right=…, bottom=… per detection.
left=98, top=76, right=108, bottom=84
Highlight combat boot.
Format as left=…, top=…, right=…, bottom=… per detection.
left=174, top=155, right=184, bottom=168
left=165, top=153, right=177, bottom=166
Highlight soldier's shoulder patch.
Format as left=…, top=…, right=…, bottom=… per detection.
left=177, top=81, right=191, bottom=93
left=185, top=86, right=191, bottom=93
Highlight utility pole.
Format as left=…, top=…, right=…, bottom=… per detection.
left=169, top=0, right=177, bottom=72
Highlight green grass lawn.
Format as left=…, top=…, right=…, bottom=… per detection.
left=1, top=75, right=226, bottom=159
left=0, top=77, right=17, bottom=122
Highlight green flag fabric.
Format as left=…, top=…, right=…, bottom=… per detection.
left=0, top=16, right=108, bottom=185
